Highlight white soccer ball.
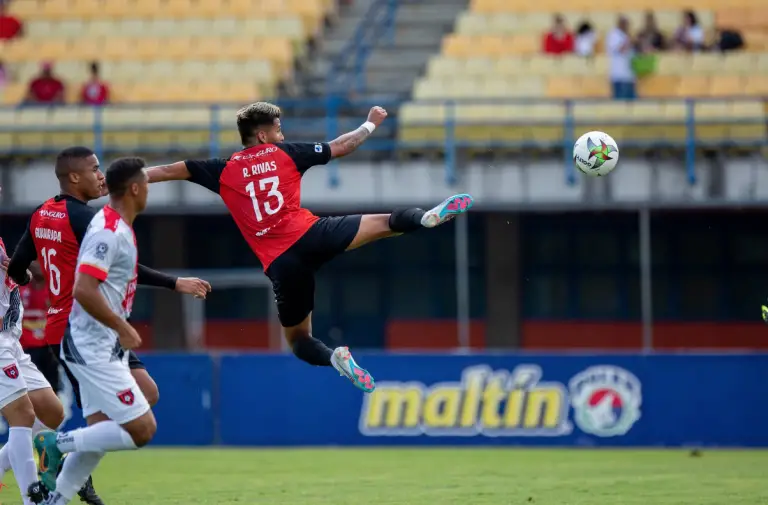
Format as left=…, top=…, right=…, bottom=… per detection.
left=573, top=131, right=619, bottom=177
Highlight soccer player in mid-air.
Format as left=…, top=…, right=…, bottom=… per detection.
left=4, top=147, right=211, bottom=503
left=146, top=103, right=473, bottom=391
left=29, top=158, right=165, bottom=505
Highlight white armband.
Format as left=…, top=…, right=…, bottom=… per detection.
left=361, top=121, right=376, bottom=134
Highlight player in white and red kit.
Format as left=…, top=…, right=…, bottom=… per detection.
left=30, top=159, right=163, bottom=505
left=0, top=238, right=62, bottom=505
left=146, top=103, right=473, bottom=393
left=5, top=146, right=210, bottom=504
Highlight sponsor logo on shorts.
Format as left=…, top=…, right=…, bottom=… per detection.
left=117, top=388, right=135, bottom=406
left=2, top=364, right=19, bottom=380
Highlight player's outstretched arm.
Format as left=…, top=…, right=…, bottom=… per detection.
left=145, top=161, right=191, bottom=183
left=137, top=264, right=211, bottom=299
left=328, top=106, right=387, bottom=159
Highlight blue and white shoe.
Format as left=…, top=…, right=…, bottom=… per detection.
left=420, top=194, right=474, bottom=228
left=331, top=347, right=375, bottom=393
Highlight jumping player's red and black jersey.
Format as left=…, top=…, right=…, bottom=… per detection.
left=7, top=195, right=177, bottom=345
left=19, top=282, right=48, bottom=349
left=186, top=142, right=332, bottom=269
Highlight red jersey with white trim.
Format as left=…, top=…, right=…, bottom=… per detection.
left=67, top=206, right=138, bottom=364
left=19, top=283, right=48, bottom=349
left=184, top=142, right=331, bottom=269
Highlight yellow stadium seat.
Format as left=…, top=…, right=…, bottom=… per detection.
left=456, top=13, right=489, bottom=35
left=656, top=54, right=692, bottom=76
left=527, top=56, right=561, bottom=75
left=465, top=58, right=495, bottom=75
left=745, top=76, right=768, bottom=94
left=721, top=53, right=757, bottom=74
left=427, top=58, right=461, bottom=78
left=694, top=102, right=731, bottom=141
left=579, top=78, right=611, bottom=98
left=0, top=84, right=27, bottom=106
left=728, top=100, right=766, bottom=141
left=637, top=76, right=679, bottom=98
left=676, top=76, right=711, bottom=97
left=546, top=77, right=581, bottom=98
left=709, top=76, right=747, bottom=97
left=690, top=54, right=723, bottom=75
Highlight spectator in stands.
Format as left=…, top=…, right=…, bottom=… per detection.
left=637, top=11, right=666, bottom=51
left=24, top=62, right=65, bottom=105
left=0, top=1, right=22, bottom=40
left=543, top=14, right=574, bottom=55
left=80, top=61, right=109, bottom=106
left=606, top=16, right=636, bottom=100
left=0, top=61, right=6, bottom=94
left=673, top=10, right=705, bottom=51
left=574, top=21, right=597, bottom=57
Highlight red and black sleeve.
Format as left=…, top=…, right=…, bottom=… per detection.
left=275, top=142, right=332, bottom=174
left=185, top=158, right=228, bottom=194
left=7, top=204, right=44, bottom=286
left=7, top=218, right=36, bottom=286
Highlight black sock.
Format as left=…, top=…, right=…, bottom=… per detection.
left=388, top=207, right=426, bottom=233
left=291, top=336, right=333, bottom=366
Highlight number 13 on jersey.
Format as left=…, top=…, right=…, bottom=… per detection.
left=245, top=176, right=284, bottom=222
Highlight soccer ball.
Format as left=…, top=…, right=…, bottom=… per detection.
left=573, top=131, right=619, bottom=177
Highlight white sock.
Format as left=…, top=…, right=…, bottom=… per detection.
left=54, top=451, right=104, bottom=502
left=57, top=421, right=137, bottom=453
left=7, top=426, right=37, bottom=505
left=0, top=419, right=52, bottom=482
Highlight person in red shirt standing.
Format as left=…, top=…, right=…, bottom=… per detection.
left=19, top=262, right=60, bottom=391
left=80, top=62, right=109, bottom=106
left=25, top=62, right=65, bottom=105
left=0, top=2, right=23, bottom=41
left=146, top=103, right=474, bottom=394
left=543, top=14, right=575, bottom=55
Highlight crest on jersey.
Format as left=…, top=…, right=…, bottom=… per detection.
left=569, top=366, right=642, bottom=437
left=117, top=388, right=135, bottom=406
left=95, top=242, right=108, bottom=260
left=3, top=364, right=19, bottom=380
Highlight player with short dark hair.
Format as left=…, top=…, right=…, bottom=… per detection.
left=146, top=103, right=473, bottom=393
left=4, top=147, right=210, bottom=503
left=29, top=157, right=164, bottom=505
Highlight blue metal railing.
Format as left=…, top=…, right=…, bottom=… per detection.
left=1, top=97, right=765, bottom=187
left=326, top=0, right=399, bottom=96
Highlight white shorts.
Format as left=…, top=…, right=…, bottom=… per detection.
left=66, top=359, right=150, bottom=424
left=0, top=336, right=51, bottom=410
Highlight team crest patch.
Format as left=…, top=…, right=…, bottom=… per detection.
left=117, top=389, right=135, bottom=406
left=2, top=364, right=19, bottom=380
left=568, top=366, right=642, bottom=437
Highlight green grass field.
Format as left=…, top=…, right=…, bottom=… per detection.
left=2, top=448, right=767, bottom=504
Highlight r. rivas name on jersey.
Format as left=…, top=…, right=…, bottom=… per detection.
left=242, top=161, right=277, bottom=178
left=35, top=227, right=62, bottom=243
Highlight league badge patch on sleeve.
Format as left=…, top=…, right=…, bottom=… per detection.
left=95, top=242, right=108, bottom=260
left=314, top=143, right=323, bottom=153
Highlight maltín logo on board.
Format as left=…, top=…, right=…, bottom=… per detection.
left=359, top=364, right=642, bottom=438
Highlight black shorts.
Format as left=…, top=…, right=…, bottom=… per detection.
left=265, top=215, right=362, bottom=327
left=25, top=345, right=62, bottom=393
left=55, top=345, right=146, bottom=410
